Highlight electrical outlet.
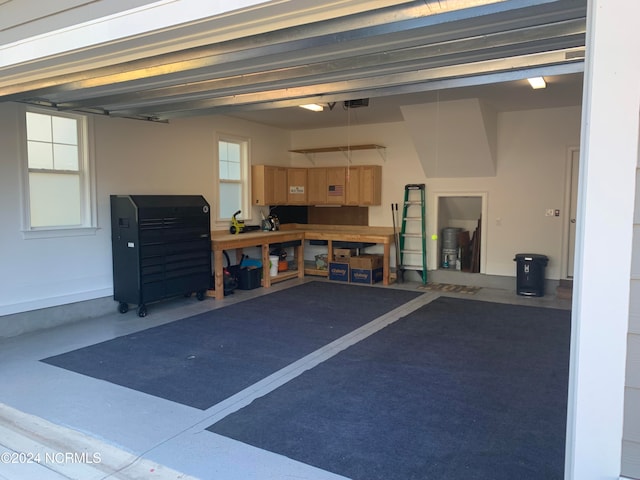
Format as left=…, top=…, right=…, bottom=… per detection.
left=545, top=209, right=554, bottom=217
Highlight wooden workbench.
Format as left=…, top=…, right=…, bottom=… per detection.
left=210, top=224, right=395, bottom=300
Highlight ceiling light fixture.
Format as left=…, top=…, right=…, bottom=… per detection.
left=299, top=103, right=324, bottom=112
left=527, top=77, right=547, bottom=89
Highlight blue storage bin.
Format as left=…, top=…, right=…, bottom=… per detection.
left=241, top=258, right=262, bottom=268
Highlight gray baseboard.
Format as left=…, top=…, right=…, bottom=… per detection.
left=0, top=296, right=114, bottom=339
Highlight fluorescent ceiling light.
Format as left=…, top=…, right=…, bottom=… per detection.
left=527, top=77, right=546, bottom=89
left=299, top=103, right=324, bottom=112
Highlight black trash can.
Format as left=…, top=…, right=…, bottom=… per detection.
left=514, top=254, right=548, bottom=297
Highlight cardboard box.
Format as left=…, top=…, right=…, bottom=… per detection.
left=334, top=248, right=357, bottom=262
left=349, top=254, right=383, bottom=270
left=328, top=261, right=350, bottom=282
left=350, top=267, right=383, bottom=285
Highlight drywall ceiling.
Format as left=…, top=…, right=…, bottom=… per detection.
left=0, top=0, right=587, bottom=128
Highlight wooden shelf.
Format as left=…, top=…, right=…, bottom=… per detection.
left=267, top=270, right=300, bottom=284
left=289, top=144, right=386, bottom=163
left=304, top=260, right=328, bottom=277
left=289, top=144, right=384, bottom=154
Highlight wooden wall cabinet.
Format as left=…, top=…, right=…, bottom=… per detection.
left=287, top=168, right=308, bottom=204
left=252, top=164, right=380, bottom=206
left=346, top=165, right=382, bottom=205
left=252, top=165, right=287, bottom=206
left=307, top=167, right=347, bottom=205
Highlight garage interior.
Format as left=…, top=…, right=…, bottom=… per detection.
left=1, top=1, right=639, bottom=479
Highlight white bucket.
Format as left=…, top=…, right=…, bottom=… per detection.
left=269, top=255, right=279, bottom=277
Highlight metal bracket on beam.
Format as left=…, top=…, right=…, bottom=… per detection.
left=338, top=147, right=352, bottom=163
left=374, top=145, right=386, bottom=162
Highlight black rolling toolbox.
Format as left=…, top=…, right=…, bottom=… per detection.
left=110, top=195, right=212, bottom=317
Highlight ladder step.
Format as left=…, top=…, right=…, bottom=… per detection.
left=402, top=233, right=422, bottom=238
left=401, top=249, right=424, bottom=254
left=400, top=265, right=424, bottom=270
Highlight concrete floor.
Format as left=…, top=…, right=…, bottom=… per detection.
left=0, top=276, right=571, bottom=480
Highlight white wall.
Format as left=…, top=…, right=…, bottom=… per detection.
left=0, top=100, right=579, bottom=318
left=0, top=103, right=290, bottom=317
left=95, top=113, right=291, bottom=227
left=489, top=106, right=581, bottom=277
left=291, top=104, right=582, bottom=279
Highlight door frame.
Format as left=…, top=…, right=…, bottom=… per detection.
left=430, top=190, right=488, bottom=274
left=561, top=146, right=580, bottom=280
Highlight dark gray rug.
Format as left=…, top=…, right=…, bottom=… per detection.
left=41, top=282, right=421, bottom=410
left=208, top=297, right=571, bottom=480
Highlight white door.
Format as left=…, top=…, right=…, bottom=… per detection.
left=567, top=149, right=580, bottom=278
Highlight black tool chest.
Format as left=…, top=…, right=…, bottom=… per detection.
left=110, top=195, right=211, bottom=317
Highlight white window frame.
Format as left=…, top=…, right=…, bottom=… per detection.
left=20, top=107, right=97, bottom=239
left=216, top=133, right=250, bottom=224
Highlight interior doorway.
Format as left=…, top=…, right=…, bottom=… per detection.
left=433, top=192, right=488, bottom=274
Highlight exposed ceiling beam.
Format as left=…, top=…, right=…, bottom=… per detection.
left=2, top=0, right=587, bottom=121
left=51, top=18, right=584, bottom=112
left=193, top=62, right=584, bottom=116
left=117, top=49, right=585, bottom=119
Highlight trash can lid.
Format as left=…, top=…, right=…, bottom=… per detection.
left=513, top=253, right=549, bottom=264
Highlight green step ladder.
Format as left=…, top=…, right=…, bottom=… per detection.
left=399, top=183, right=427, bottom=284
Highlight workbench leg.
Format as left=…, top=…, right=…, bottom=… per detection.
left=296, top=242, right=305, bottom=278
left=262, top=243, right=271, bottom=288
left=383, top=243, right=391, bottom=285
left=214, top=250, right=224, bottom=300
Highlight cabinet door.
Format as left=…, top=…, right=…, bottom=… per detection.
left=326, top=167, right=346, bottom=204
left=252, top=165, right=288, bottom=205
left=307, top=168, right=327, bottom=205
left=272, top=167, right=288, bottom=204
left=345, top=167, right=361, bottom=205
left=287, top=168, right=308, bottom=204
left=345, top=165, right=382, bottom=205
left=251, top=165, right=271, bottom=206
left=359, top=165, right=382, bottom=205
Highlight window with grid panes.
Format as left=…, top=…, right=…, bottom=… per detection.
left=24, top=110, right=94, bottom=233
left=218, top=136, right=249, bottom=220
